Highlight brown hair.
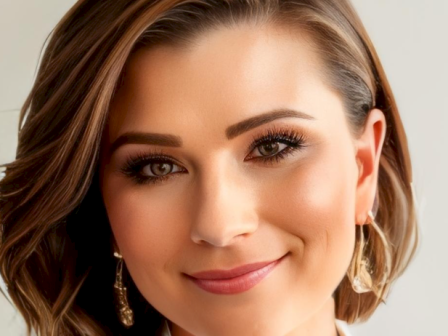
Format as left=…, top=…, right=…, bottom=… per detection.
left=0, top=0, right=419, bottom=335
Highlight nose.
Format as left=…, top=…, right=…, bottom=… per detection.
left=189, top=159, right=258, bottom=247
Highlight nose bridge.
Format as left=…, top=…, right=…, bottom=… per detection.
left=190, top=155, right=258, bottom=247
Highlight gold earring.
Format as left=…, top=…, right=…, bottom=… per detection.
left=347, top=210, right=391, bottom=296
left=113, top=251, right=134, bottom=328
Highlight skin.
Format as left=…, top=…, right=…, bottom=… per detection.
left=99, top=23, right=386, bottom=336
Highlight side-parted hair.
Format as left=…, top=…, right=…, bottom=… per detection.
left=0, top=0, right=419, bottom=335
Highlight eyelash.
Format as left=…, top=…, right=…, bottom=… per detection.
left=118, top=126, right=308, bottom=186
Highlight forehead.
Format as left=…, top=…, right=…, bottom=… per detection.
left=106, top=24, right=330, bottom=145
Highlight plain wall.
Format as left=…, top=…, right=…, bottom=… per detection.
left=0, top=0, right=447, bottom=335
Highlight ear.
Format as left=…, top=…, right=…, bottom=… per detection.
left=354, top=108, right=387, bottom=225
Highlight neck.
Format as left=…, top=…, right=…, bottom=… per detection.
left=169, top=296, right=339, bottom=336
left=284, top=296, right=339, bottom=336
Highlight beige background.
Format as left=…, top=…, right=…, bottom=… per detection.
left=1, top=0, right=447, bottom=335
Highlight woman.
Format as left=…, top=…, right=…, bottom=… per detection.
left=0, top=0, right=419, bottom=335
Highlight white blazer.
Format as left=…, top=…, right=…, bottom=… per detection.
left=156, top=318, right=352, bottom=336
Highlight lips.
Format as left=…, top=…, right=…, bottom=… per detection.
left=189, top=256, right=285, bottom=280
left=185, top=253, right=289, bottom=294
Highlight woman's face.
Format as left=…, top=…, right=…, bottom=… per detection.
left=100, top=23, right=384, bottom=336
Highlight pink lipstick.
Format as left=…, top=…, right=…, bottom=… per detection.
left=185, top=253, right=288, bottom=294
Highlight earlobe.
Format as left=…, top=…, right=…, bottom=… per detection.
left=354, top=108, right=387, bottom=225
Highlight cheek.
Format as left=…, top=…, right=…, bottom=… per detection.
left=101, top=182, right=188, bottom=297
left=262, top=140, right=357, bottom=292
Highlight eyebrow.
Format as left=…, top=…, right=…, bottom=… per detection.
left=109, top=108, right=315, bottom=156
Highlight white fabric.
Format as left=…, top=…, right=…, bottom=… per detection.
left=157, top=318, right=352, bottom=336
left=335, top=319, right=352, bottom=336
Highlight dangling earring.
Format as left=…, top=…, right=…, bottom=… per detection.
left=347, top=210, right=391, bottom=296
left=113, top=251, right=134, bottom=328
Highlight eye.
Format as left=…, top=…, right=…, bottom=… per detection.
left=118, top=125, right=308, bottom=186
left=245, top=126, right=307, bottom=165
left=249, top=141, right=291, bottom=161
left=118, top=150, right=186, bottom=186
left=141, top=161, right=183, bottom=178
